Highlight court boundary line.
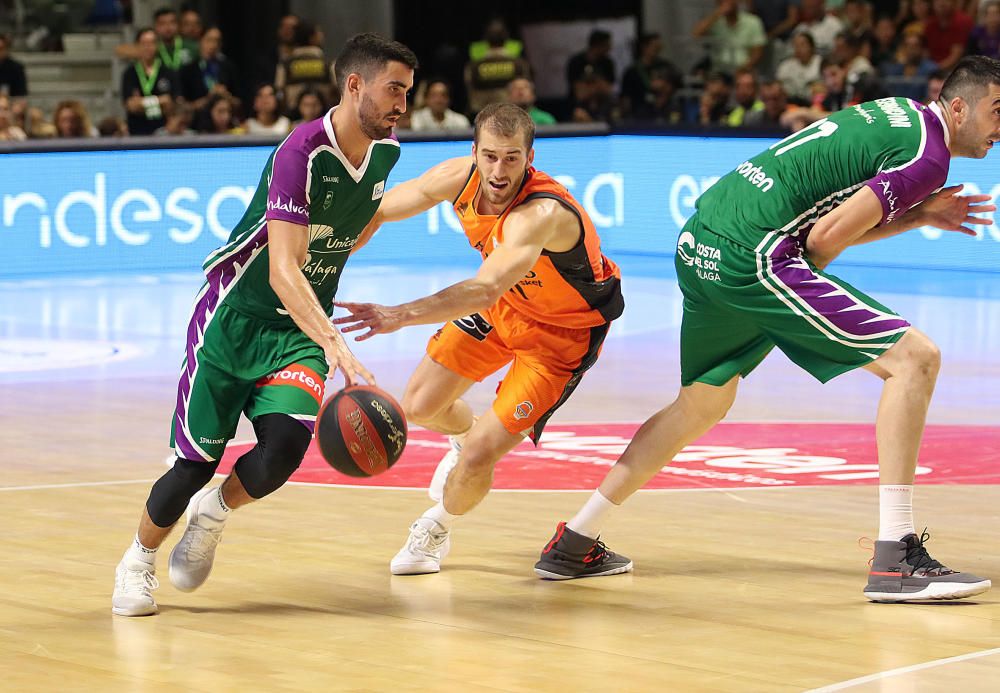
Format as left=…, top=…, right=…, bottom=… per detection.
left=0, top=478, right=157, bottom=492
left=0, top=475, right=823, bottom=494
left=806, top=647, right=1000, bottom=692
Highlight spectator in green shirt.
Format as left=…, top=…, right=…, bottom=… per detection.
left=693, top=0, right=768, bottom=74
left=507, top=77, right=557, bottom=125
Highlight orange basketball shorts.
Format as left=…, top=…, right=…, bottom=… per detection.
left=426, top=299, right=610, bottom=443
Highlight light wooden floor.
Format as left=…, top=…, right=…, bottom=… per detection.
left=2, top=266, right=1000, bottom=691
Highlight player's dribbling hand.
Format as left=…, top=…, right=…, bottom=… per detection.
left=324, top=335, right=376, bottom=387
left=920, top=184, right=996, bottom=236
left=332, top=301, right=406, bottom=341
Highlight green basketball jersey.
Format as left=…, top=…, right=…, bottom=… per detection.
left=202, top=109, right=400, bottom=322
left=695, top=98, right=951, bottom=250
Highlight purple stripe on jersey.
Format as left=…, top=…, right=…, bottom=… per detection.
left=173, top=284, right=221, bottom=462
left=865, top=101, right=950, bottom=225
left=266, top=115, right=331, bottom=226
left=174, top=224, right=269, bottom=462
left=769, top=252, right=910, bottom=339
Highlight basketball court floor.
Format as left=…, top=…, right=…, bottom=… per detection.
left=2, top=256, right=999, bottom=691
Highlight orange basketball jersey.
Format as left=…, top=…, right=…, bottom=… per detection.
left=452, top=165, right=624, bottom=328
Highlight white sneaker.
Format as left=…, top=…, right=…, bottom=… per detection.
left=169, top=487, right=225, bottom=592
left=428, top=436, right=463, bottom=502
left=390, top=518, right=451, bottom=575
left=112, top=559, right=159, bottom=616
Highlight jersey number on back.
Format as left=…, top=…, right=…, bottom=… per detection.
left=770, top=118, right=839, bottom=157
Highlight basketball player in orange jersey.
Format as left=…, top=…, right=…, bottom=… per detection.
left=334, top=102, right=632, bottom=576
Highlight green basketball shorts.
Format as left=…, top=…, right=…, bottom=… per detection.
left=675, top=216, right=910, bottom=387
left=170, top=284, right=328, bottom=463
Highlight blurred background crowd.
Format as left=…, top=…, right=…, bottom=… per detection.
left=0, top=0, right=991, bottom=141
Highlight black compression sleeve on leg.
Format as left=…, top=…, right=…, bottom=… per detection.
left=233, top=413, right=311, bottom=499
left=145, top=457, right=220, bottom=527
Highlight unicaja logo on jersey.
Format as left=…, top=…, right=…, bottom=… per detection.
left=677, top=231, right=696, bottom=266
left=735, top=161, right=774, bottom=192
left=372, top=180, right=385, bottom=200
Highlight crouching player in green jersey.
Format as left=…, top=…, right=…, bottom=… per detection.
left=112, top=34, right=417, bottom=616
left=536, top=56, right=999, bottom=602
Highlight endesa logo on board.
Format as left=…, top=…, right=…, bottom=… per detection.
left=2, top=172, right=254, bottom=249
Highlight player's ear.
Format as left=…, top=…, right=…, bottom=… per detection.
left=471, top=142, right=478, bottom=158
left=346, top=72, right=362, bottom=97
left=527, top=148, right=535, bottom=166
left=950, top=96, right=966, bottom=124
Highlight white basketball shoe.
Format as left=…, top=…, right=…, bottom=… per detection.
left=390, top=518, right=451, bottom=575
left=169, top=487, right=226, bottom=592
left=112, top=558, right=159, bottom=616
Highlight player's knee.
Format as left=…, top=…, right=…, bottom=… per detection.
left=401, top=388, right=443, bottom=427
left=899, top=332, right=941, bottom=382
left=456, top=444, right=497, bottom=476
left=678, top=389, right=733, bottom=427
left=235, top=414, right=311, bottom=499
left=146, top=457, right=220, bottom=527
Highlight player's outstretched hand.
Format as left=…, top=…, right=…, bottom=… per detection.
left=333, top=301, right=406, bottom=341
left=921, top=184, right=996, bottom=236
left=324, top=335, right=376, bottom=387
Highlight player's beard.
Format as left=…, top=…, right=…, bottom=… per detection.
left=359, top=93, right=399, bottom=141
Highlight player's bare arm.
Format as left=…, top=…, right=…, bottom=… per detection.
left=351, top=156, right=473, bottom=254
left=806, top=185, right=995, bottom=269
left=268, top=219, right=374, bottom=385
left=335, top=199, right=577, bottom=340
left=854, top=185, right=995, bottom=246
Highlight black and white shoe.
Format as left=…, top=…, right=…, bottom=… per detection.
left=534, top=522, right=633, bottom=580
left=864, top=531, right=991, bottom=602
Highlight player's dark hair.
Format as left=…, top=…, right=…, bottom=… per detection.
left=153, top=7, right=176, bottom=20
left=334, top=33, right=418, bottom=90
left=474, top=102, right=535, bottom=150
left=940, top=56, right=1000, bottom=104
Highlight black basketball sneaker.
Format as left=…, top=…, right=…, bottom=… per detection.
left=534, top=522, right=633, bottom=580
left=864, top=531, right=991, bottom=602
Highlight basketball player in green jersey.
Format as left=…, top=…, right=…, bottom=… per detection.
left=537, top=56, right=1000, bottom=602
left=112, top=34, right=417, bottom=617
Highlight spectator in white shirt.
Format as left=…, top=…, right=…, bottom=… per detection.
left=777, top=31, right=823, bottom=102
left=793, top=0, right=846, bottom=55
left=245, top=83, right=291, bottom=135
left=410, top=80, right=471, bottom=131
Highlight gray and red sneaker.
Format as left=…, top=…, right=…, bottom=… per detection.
left=864, top=531, right=991, bottom=602
left=534, top=522, right=633, bottom=580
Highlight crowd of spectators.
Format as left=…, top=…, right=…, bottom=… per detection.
left=687, top=0, right=991, bottom=131
left=0, top=0, right=996, bottom=141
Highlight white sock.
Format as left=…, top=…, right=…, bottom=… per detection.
left=878, top=485, right=914, bottom=541
left=124, top=534, right=157, bottom=567
left=567, top=490, right=618, bottom=540
left=422, top=502, right=459, bottom=530
left=197, top=486, right=231, bottom=525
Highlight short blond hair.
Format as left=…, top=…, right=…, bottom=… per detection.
left=474, top=102, right=535, bottom=150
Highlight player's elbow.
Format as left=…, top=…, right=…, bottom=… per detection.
left=805, top=227, right=842, bottom=268
left=267, top=260, right=297, bottom=297
left=473, top=279, right=505, bottom=309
